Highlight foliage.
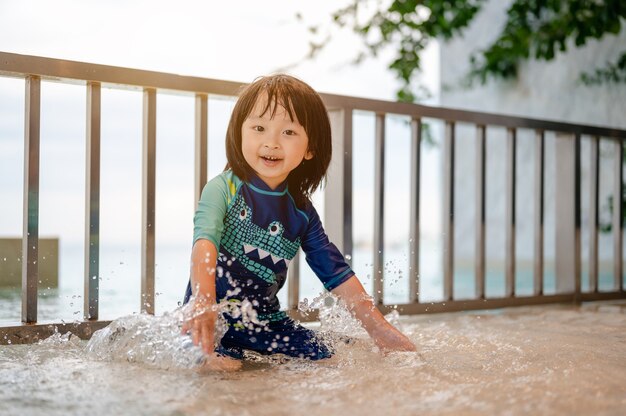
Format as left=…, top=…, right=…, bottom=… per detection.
left=314, top=0, right=626, bottom=102
left=468, top=0, right=626, bottom=85
left=599, top=181, right=626, bottom=233
left=316, top=0, right=485, bottom=102
left=581, top=51, right=626, bottom=85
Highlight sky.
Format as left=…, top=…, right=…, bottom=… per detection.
left=0, top=0, right=442, bottom=246
left=0, top=0, right=439, bottom=99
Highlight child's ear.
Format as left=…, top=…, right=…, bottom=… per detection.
left=304, top=150, right=314, bottom=160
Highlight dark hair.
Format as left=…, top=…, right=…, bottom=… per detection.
left=225, top=74, right=332, bottom=208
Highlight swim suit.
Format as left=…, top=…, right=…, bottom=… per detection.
left=184, top=170, right=353, bottom=360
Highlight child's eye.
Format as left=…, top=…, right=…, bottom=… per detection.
left=252, top=126, right=264, bottom=132
left=283, top=130, right=296, bottom=136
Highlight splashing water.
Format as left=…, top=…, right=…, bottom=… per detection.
left=81, top=290, right=406, bottom=369
left=2, top=301, right=625, bottom=415
left=85, top=297, right=267, bottom=369
left=295, top=291, right=412, bottom=360
left=301, top=291, right=365, bottom=337
left=85, top=312, right=204, bottom=369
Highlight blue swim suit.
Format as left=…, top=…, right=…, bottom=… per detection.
left=216, top=312, right=331, bottom=360
left=184, top=170, right=354, bottom=360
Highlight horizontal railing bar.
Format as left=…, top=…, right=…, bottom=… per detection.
left=387, top=295, right=578, bottom=315
left=3, top=293, right=625, bottom=344
left=322, top=93, right=626, bottom=139
left=0, top=51, right=244, bottom=97
left=2, top=52, right=625, bottom=139
left=579, top=291, right=626, bottom=302
left=288, top=293, right=626, bottom=322
left=1, top=320, right=111, bottom=345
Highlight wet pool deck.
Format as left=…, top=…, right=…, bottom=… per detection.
left=0, top=300, right=625, bottom=416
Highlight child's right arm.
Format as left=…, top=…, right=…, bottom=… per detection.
left=181, top=239, right=218, bottom=355
left=181, top=239, right=241, bottom=371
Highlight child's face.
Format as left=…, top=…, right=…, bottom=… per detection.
left=241, top=95, right=313, bottom=189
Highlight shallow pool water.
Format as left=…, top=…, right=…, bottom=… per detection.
left=1, top=301, right=625, bottom=416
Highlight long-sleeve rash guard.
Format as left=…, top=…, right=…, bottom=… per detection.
left=184, top=170, right=354, bottom=322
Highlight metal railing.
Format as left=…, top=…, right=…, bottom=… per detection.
left=1, top=51, right=625, bottom=344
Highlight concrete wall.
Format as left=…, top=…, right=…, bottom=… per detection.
left=439, top=0, right=626, bottom=266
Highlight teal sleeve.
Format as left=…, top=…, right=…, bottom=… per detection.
left=192, top=175, right=231, bottom=248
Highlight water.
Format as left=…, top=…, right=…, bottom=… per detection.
left=1, top=300, right=625, bottom=415
left=1, top=242, right=620, bottom=324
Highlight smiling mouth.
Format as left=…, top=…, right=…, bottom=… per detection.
left=261, top=155, right=282, bottom=162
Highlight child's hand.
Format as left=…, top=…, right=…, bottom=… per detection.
left=370, top=323, right=417, bottom=354
left=181, top=296, right=218, bottom=355
left=331, top=276, right=417, bottom=354
left=199, top=354, right=242, bottom=372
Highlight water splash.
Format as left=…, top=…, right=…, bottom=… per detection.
left=85, top=312, right=203, bottom=369
left=38, top=330, right=83, bottom=348
left=36, top=290, right=417, bottom=371
left=300, top=291, right=366, bottom=338
left=85, top=297, right=266, bottom=370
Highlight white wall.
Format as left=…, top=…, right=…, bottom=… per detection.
left=439, top=0, right=626, bottom=269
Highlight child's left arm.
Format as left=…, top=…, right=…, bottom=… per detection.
left=331, top=275, right=416, bottom=353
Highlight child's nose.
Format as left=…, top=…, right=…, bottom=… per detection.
left=263, top=133, right=280, bottom=149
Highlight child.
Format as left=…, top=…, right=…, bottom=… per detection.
left=181, top=74, right=415, bottom=370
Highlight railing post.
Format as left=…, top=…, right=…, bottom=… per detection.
left=84, top=81, right=101, bottom=320
left=409, top=118, right=421, bottom=303
left=554, top=132, right=581, bottom=296
left=141, top=88, right=157, bottom=314
left=325, top=108, right=353, bottom=261
left=475, top=125, right=486, bottom=299
left=443, top=121, right=455, bottom=301
left=194, top=93, right=208, bottom=209
left=589, top=136, right=600, bottom=293
left=373, top=113, right=385, bottom=304
left=505, top=128, right=517, bottom=297
left=534, top=130, right=545, bottom=295
left=574, top=134, right=582, bottom=298
left=613, top=139, right=623, bottom=291
left=287, top=252, right=300, bottom=310
left=22, top=75, right=41, bottom=324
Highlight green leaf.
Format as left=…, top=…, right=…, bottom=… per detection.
left=310, top=0, right=625, bottom=101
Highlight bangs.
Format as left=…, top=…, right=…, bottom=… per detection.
left=255, top=77, right=311, bottom=129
